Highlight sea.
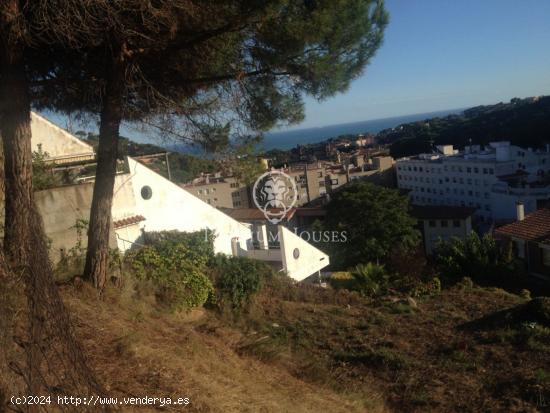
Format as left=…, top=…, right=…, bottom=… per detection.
left=41, top=107, right=463, bottom=155
left=260, top=108, right=463, bottom=151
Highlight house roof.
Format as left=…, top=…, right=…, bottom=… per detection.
left=113, top=215, right=146, bottom=229
left=410, top=205, right=476, bottom=220
left=494, top=208, right=550, bottom=244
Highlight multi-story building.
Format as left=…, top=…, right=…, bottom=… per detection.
left=396, top=142, right=550, bottom=222
left=279, top=156, right=395, bottom=206
left=182, top=175, right=251, bottom=209
left=411, top=205, right=475, bottom=255
left=182, top=155, right=395, bottom=210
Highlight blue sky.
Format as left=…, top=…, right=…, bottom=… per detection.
left=281, top=0, right=550, bottom=131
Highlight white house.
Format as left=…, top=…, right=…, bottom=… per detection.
left=110, top=157, right=329, bottom=281
left=30, top=112, right=95, bottom=164
left=30, top=112, right=329, bottom=281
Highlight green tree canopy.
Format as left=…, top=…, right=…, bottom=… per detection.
left=324, top=182, right=419, bottom=268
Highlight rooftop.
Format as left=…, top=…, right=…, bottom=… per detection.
left=494, top=208, right=550, bottom=244
left=113, top=215, right=146, bottom=229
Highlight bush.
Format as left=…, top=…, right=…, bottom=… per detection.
left=410, top=276, right=441, bottom=297
left=126, top=239, right=213, bottom=311
left=433, top=233, right=524, bottom=284
left=327, top=271, right=355, bottom=290
left=519, top=289, right=531, bottom=300
left=460, top=277, right=475, bottom=289
left=142, top=230, right=215, bottom=260
left=351, top=263, right=389, bottom=298
left=522, top=297, right=550, bottom=326
left=208, top=255, right=272, bottom=312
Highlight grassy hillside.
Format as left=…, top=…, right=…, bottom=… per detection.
left=3, top=278, right=545, bottom=412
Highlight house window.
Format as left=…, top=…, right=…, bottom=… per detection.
left=453, top=220, right=460, bottom=228
left=441, top=220, right=448, bottom=227
left=140, top=185, right=153, bottom=200
left=428, top=220, right=436, bottom=227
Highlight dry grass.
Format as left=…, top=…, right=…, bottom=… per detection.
left=3, top=274, right=548, bottom=413
left=236, top=283, right=550, bottom=412
left=58, top=281, right=385, bottom=412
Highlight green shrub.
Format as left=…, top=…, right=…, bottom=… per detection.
left=126, top=240, right=212, bottom=311
left=208, top=255, right=272, bottom=312
left=327, top=271, right=355, bottom=290
left=433, top=233, right=524, bottom=283
left=460, top=277, right=474, bottom=289
left=522, top=297, right=550, bottom=326
left=351, top=263, right=389, bottom=298
left=142, top=230, right=215, bottom=260
left=519, top=289, right=532, bottom=300
left=410, top=276, right=441, bottom=297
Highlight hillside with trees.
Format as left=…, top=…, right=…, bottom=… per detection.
left=378, top=96, right=550, bottom=158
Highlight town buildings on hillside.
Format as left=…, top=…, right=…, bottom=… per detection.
left=181, top=175, right=250, bottom=209
left=396, top=141, right=550, bottom=223
left=182, top=154, right=395, bottom=209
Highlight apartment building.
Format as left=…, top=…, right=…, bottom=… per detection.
left=282, top=163, right=328, bottom=206
left=411, top=205, right=475, bottom=255
left=281, top=155, right=395, bottom=206
left=396, top=142, right=550, bottom=222
left=182, top=175, right=251, bottom=209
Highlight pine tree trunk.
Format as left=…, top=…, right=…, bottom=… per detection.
left=0, top=44, right=33, bottom=266
left=83, top=62, right=124, bottom=290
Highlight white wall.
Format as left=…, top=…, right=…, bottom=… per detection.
left=31, top=112, right=95, bottom=161
left=123, top=157, right=252, bottom=255
left=278, top=226, right=330, bottom=281
left=491, top=192, right=538, bottom=221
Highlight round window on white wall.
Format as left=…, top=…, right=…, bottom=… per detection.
left=293, top=248, right=300, bottom=259
left=141, top=185, right=153, bottom=200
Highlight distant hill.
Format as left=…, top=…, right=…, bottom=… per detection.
left=377, top=96, right=550, bottom=158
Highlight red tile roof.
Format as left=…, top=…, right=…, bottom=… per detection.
left=113, top=215, right=146, bottom=229
left=494, top=208, right=550, bottom=244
